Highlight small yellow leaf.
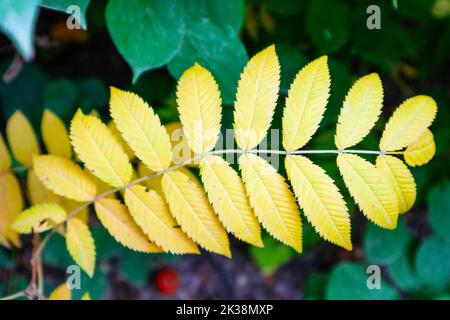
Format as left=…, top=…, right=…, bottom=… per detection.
left=376, top=155, right=416, bottom=214
left=282, top=56, right=330, bottom=151
left=27, top=169, right=60, bottom=205
left=335, top=74, right=383, bottom=150
left=380, top=95, right=437, bottom=151
left=0, top=133, right=11, bottom=172
left=66, top=219, right=96, bottom=277
left=70, top=109, right=132, bottom=188
left=200, top=155, right=263, bottom=247
left=124, top=185, right=199, bottom=254
left=6, top=111, right=40, bottom=166
left=94, top=198, right=161, bottom=253
left=285, top=155, right=352, bottom=250
left=33, top=155, right=97, bottom=202
left=404, top=129, right=436, bottom=166
left=12, top=203, right=66, bottom=234
left=337, top=154, right=398, bottom=229
left=162, top=170, right=231, bottom=257
left=109, top=87, right=172, bottom=171
left=41, top=109, right=72, bottom=158
left=0, top=172, right=23, bottom=247
left=239, top=154, right=302, bottom=253
left=49, top=283, right=71, bottom=300
left=234, top=45, right=280, bottom=150
left=176, top=63, right=222, bottom=154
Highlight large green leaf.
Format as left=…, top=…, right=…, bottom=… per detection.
left=167, top=19, right=247, bottom=105
left=0, top=0, right=41, bottom=60
left=388, top=252, right=421, bottom=292
left=326, top=262, right=399, bottom=300
left=428, top=181, right=450, bottom=242
left=106, top=0, right=185, bottom=82
left=41, top=0, right=91, bottom=29
left=415, top=236, right=450, bottom=289
left=364, top=219, right=412, bottom=265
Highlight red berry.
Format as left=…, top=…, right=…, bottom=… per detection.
left=155, top=267, right=179, bottom=295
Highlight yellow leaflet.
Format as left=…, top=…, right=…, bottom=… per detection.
left=285, top=155, right=352, bottom=250
left=0, top=133, right=11, bottom=172
left=404, top=129, right=436, bottom=166
left=380, top=95, right=437, bottom=151
left=108, top=120, right=135, bottom=160
left=124, top=185, right=199, bottom=254
left=84, top=168, right=115, bottom=199
left=376, top=155, right=416, bottom=214
left=282, top=56, right=330, bottom=151
left=335, top=74, right=383, bottom=150
left=12, top=203, right=66, bottom=234
left=66, top=218, right=96, bottom=277
left=49, top=283, right=71, bottom=300
left=0, top=172, right=23, bottom=247
left=337, top=154, right=398, bottom=229
left=94, top=198, right=161, bottom=253
left=41, top=109, right=72, bottom=158
left=6, top=111, right=40, bottom=166
left=176, top=63, right=222, bottom=154
left=165, top=122, right=200, bottom=167
left=239, top=154, right=302, bottom=253
left=33, top=155, right=97, bottom=202
left=70, top=110, right=132, bottom=188
left=200, top=155, right=263, bottom=247
left=109, top=87, right=172, bottom=171
left=27, top=168, right=60, bottom=205
left=162, top=170, right=231, bottom=257
left=233, top=45, right=280, bottom=150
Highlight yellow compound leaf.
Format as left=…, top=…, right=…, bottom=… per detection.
left=41, top=109, right=72, bottom=158
left=124, top=185, right=199, bottom=254
left=94, top=198, right=161, bottom=253
left=335, top=74, right=383, bottom=150
left=66, top=218, right=96, bottom=277
left=33, top=155, right=97, bottom=202
left=233, top=45, right=280, bottom=150
left=404, top=129, right=436, bottom=166
left=70, top=110, right=132, bottom=188
left=176, top=63, right=222, bottom=154
left=165, top=122, right=200, bottom=167
left=49, top=284, right=71, bottom=300
left=108, top=120, right=135, bottom=160
left=27, top=168, right=60, bottom=205
left=162, top=170, right=231, bottom=257
left=380, top=95, right=437, bottom=151
left=12, top=203, right=66, bottom=234
left=376, top=155, right=416, bottom=214
left=200, top=155, right=263, bottom=247
left=0, top=133, right=11, bottom=172
left=239, top=154, right=302, bottom=253
left=6, top=111, right=40, bottom=166
left=285, top=155, right=352, bottom=250
left=337, top=154, right=398, bottom=229
left=0, top=172, right=23, bottom=247
left=109, top=87, right=172, bottom=171
left=282, top=56, right=330, bottom=151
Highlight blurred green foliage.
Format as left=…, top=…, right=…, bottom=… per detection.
left=0, top=0, right=449, bottom=299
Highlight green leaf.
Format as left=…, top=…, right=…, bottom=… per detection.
left=167, top=19, right=247, bottom=105
left=105, top=0, right=185, bottom=82
left=0, top=0, right=41, bottom=60
left=388, top=252, right=421, bottom=292
left=305, top=0, right=350, bottom=54
left=78, top=78, right=108, bottom=112
left=326, top=262, right=399, bottom=300
left=119, top=251, right=157, bottom=286
left=267, top=0, right=305, bottom=16
left=42, top=233, right=73, bottom=268
left=415, top=236, right=450, bottom=289
left=304, top=272, right=328, bottom=300
left=41, top=0, right=91, bottom=29
left=181, top=0, right=244, bottom=32
left=364, top=219, right=412, bottom=265
left=43, top=78, right=79, bottom=120
left=0, top=248, right=11, bottom=268
left=249, top=233, right=295, bottom=275
left=428, top=181, right=450, bottom=242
